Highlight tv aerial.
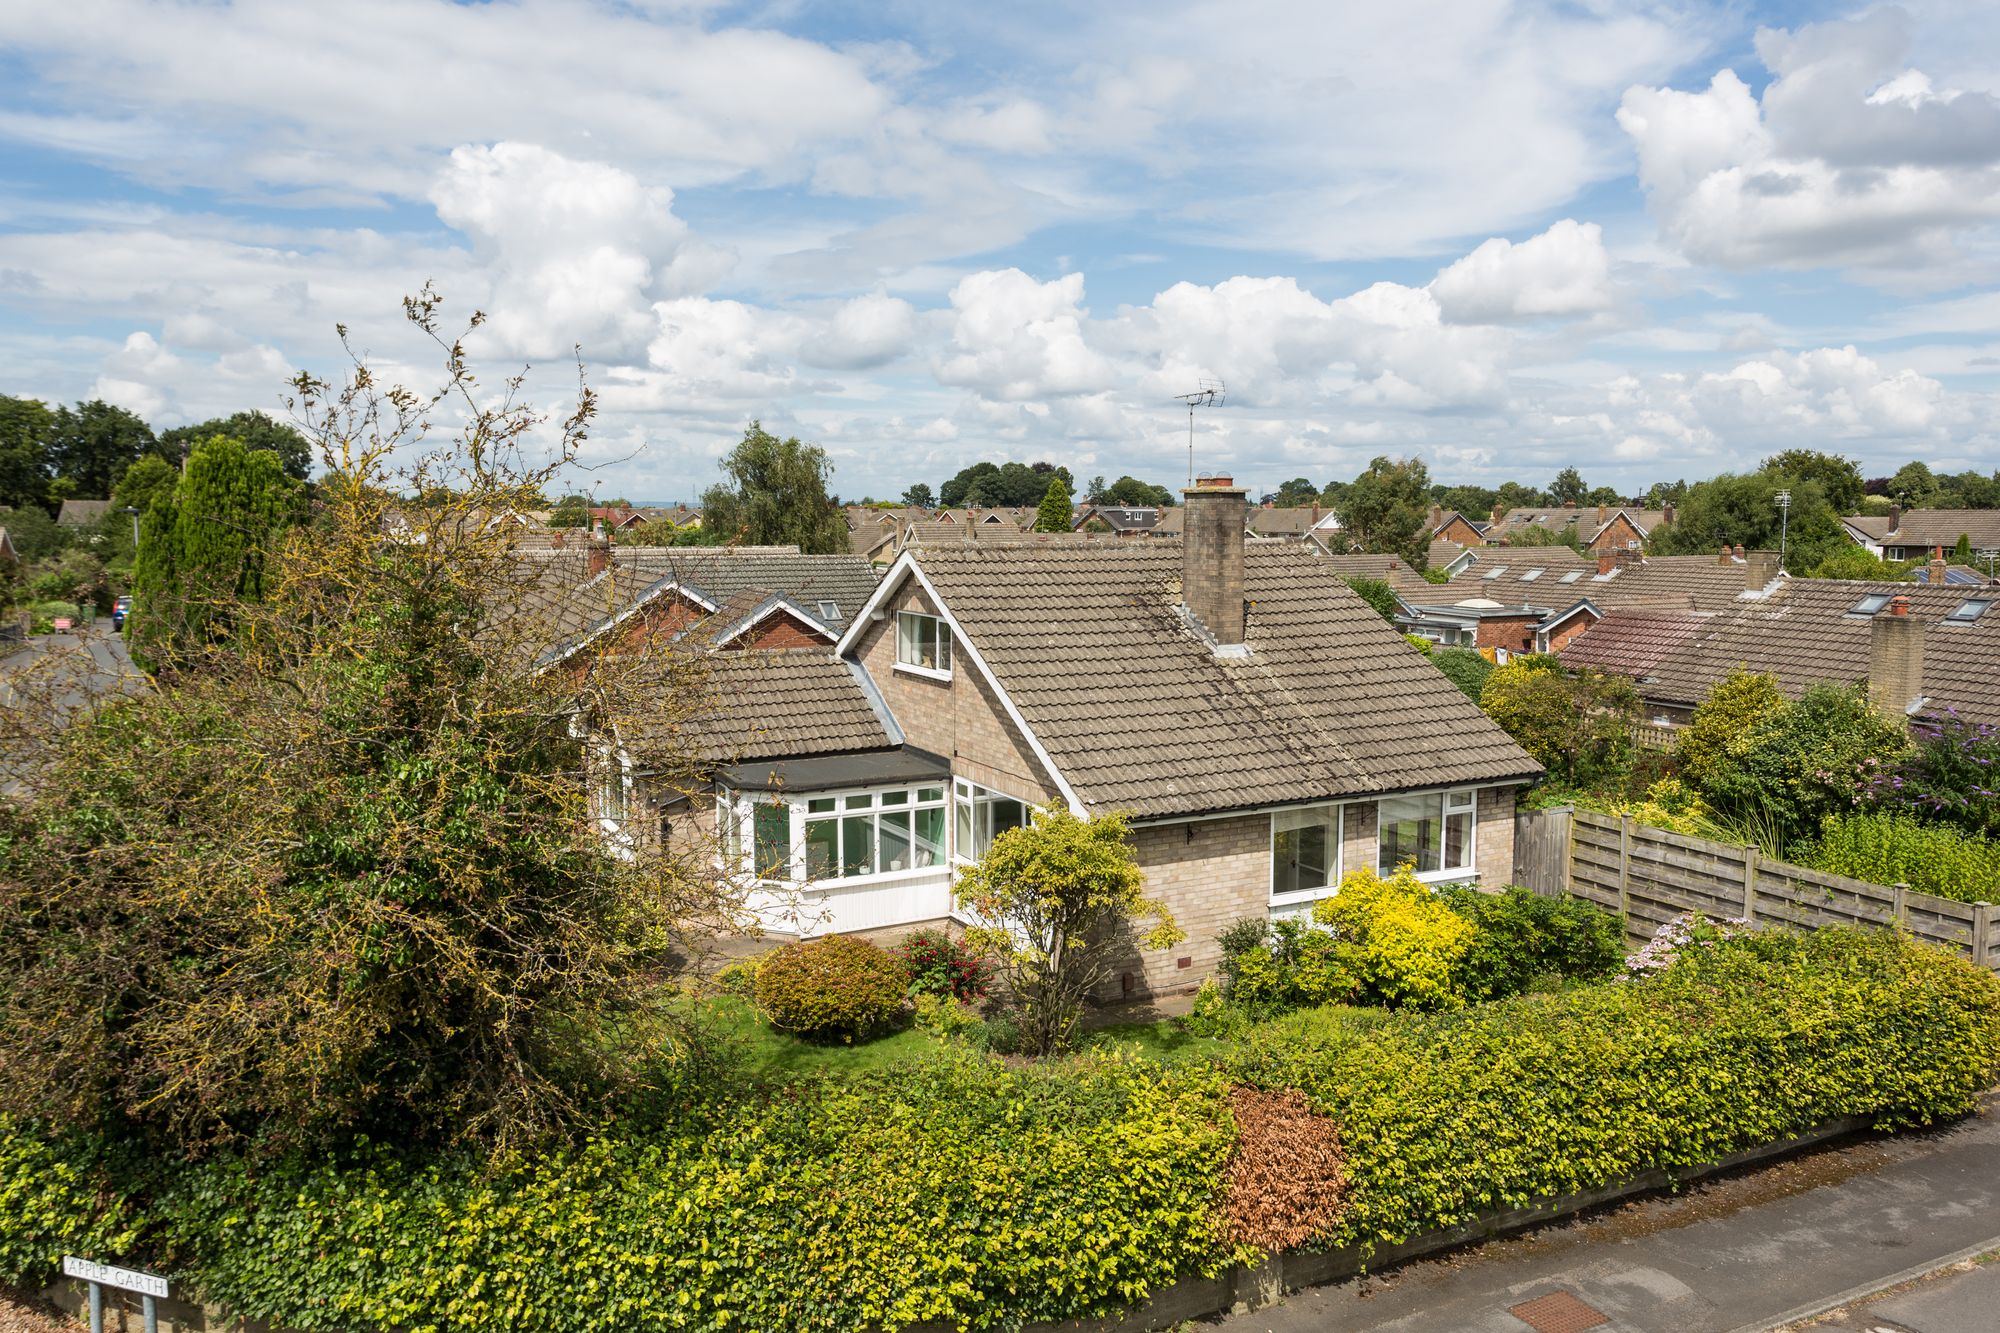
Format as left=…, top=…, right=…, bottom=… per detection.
left=1172, top=378, right=1226, bottom=487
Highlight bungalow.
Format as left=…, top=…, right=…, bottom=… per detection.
left=56, top=499, right=111, bottom=530
left=631, top=477, right=1541, bottom=998
left=1843, top=507, right=2000, bottom=567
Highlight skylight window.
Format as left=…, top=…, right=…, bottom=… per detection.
left=1520, top=569, right=1542, bottom=581
left=1482, top=566, right=1508, bottom=579
left=1947, top=598, right=1992, bottom=623
left=1849, top=594, right=1892, bottom=616
left=817, top=600, right=840, bottom=621
left=1558, top=571, right=1583, bottom=583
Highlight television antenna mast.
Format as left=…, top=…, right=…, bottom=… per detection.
left=1173, top=378, right=1225, bottom=487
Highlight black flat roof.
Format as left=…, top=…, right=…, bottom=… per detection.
left=717, top=745, right=951, bottom=794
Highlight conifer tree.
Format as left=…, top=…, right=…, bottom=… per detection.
left=1034, top=473, right=1074, bottom=532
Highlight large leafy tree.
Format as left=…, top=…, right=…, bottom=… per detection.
left=1101, top=474, right=1175, bottom=507
left=128, top=435, right=300, bottom=667
left=938, top=459, right=1077, bottom=508
left=0, top=394, right=55, bottom=512
left=47, top=399, right=156, bottom=499
left=1549, top=467, right=1587, bottom=505
left=1888, top=461, right=1938, bottom=507
left=1335, top=455, right=1432, bottom=567
left=161, top=409, right=314, bottom=480
left=699, top=422, right=848, bottom=553
left=1268, top=477, right=1318, bottom=507
left=1762, top=449, right=1864, bottom=515
left=900, top=482, right=935, bottom=509
left=0, top=291, right=736, bottom=1153
left=1478, top=656, right=1638, bottom=788
left=956, top=808, right=1182, bottom=1056
left=1649, top=469, right=1846, bottom=572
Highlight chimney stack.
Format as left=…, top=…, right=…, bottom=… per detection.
left=588, top=520, right=611, bottom=578
left=1492, top=502, right=1508, bottom=527
left=1930, top=545, right=1948, bottom=587
left=1889, top=503, right=1903, bottom=533
left=1718, top=544, right=1734, bottom=565
left=1868, top=596, right=1925, bottom=721
left=1182, top=475, right=1248, bottom=649
left=1744, top=550, right=1780, bottom=593
left=1663, top=502, right=1676, bottom=527
left=1428, top=504, right=1443, bottom=532
left=1596, top=503, right=1608, bottom=525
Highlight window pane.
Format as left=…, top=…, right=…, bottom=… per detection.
left=879, top=810, right=914, bottom=871
left=955, top=793, right=973, bottom=859
left=1445, top=811, right=1473, bottom=870
left=914, top=806, right=945, bottom=867
left=845, top=794, right=872, bottom=809
left=1273, top=823, right=1331, bottom=895
left=918, top=786, right=944, bottom=803
left=753, top=804, right=790, bottom=879
left=805, top=818, right=838, bottom=879
left=842, top=815, right=874, bottom=877
left=881, top=790, right=909, bottom=806
left=988, top=796, right=1026, bottom=848
left=807, top=796, right=836, bottom=814
left=936, top=628, right=953, bottom=673
left=1378, top=794, right=1443, bottom=875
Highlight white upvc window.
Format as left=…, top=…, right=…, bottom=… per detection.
left=952, top=777, right=1028, bottom=863
left=723, top=782, right=948, bottom=884
left=1271, top=804, right=1345, bottom=905
left=895, top=611, right=953, bottom=678
left=1376, top=788, right=1476, bottom=880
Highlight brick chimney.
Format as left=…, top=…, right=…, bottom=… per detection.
left=1428, top=504, right=1443, bottom=532
left=1929, top=545, right=1948, bottom=587
left=1662, top=502, right=1676, bottom=526
left=1867, top=595, right=1926, bottom=721
left=588, top=520, right=611, bottom=578
left=1596, top=503, right=1608, bottom=526
left=1888, top=503, right=1903, bottom=534
left=1744, top=550, right=1780, bottom=593
left=1182, top=474, right=1248, bottom=648
left=1718, top=544, right=1734, bottom=565
left=1492, top=502, right=1508, bottom=526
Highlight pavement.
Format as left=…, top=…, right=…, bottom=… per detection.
left=1213, top=1101, right=2000, bottom=1333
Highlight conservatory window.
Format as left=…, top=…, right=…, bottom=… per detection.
left=1376, top=789, right=1476, bottom=878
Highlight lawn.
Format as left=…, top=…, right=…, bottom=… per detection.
left=693, top=994, right=1218, bottom=1079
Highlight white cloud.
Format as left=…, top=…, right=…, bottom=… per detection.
left=802, top=291, right=919, bottom=370
left=1430, top=220, right=1614, bottom=323
left=934, top=270, right=1113, bottom=400
left=89, top=330, right=182, bottom=420
left=1619, top=9, right=2000, bottom=270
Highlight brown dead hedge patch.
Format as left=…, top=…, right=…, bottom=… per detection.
left=1223, top=1086, right=1346, bottom=1252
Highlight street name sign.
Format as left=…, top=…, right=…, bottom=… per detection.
left=62, top=1257, right=169, bottom=1299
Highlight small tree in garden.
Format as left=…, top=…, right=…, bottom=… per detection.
left=1479, top=655, right=1638, bottom=787
left=1033, top=474, right=1074, bottom=533
left=1676, top=669, right=1785, bottom=787
left=1702, top=684, right=1910, bottom=850
left=955, top=808, right=1183, bottom=1055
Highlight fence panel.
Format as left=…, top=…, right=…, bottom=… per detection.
left=1529, top=806, right=2000, bottom=972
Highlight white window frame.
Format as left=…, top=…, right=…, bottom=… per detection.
left=592, top=741, right=636, bottom=857
left=720, top=780, right=949, bottom=886
left=894, top=610, right=954, bottom=679
left=1375, top=787, right=1477, bottom=882
left=1270, top=803, right=1345, bottom=907
left=952, top=776, right=1030, bottom=865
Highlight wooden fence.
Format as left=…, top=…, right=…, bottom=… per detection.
left=1513, top=806, right=2000, bottom=973
left=1627, top=721, right=1679, bottom=751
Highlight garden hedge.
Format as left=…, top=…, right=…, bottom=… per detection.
left=4, top=929, right=1997, bottom=1331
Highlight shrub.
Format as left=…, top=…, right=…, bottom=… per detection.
left=1793, top=811, right=2000, bottom=905
left=1480, top=657, right=1638, bottom=787
left=1866, top=713, right=2000, bottom=840
left=1702, top=684, right=1910, bottom=848
left=754, top=935, right=909, bottom=1041
left=1624, top=911, right=1748, bottom=978
left=1216, top=917, right=1357, bottom=1014
left=1310, top=866, right=1474, bottom=1010
left=1222, top=1088, right=1344, bottom=1252
left=1441, top=886, right=1624, bottom=1000
left=894, top=927, right=990, bottom=1002
left=1676, top=669, right=1784, bottom=788
left=1431, top=647, right=1493, bottom=702
left=3, top=1056, right=1237, bottom=1332
left=1225, top=929, right=2000, bottom=1254
left=911, top=992, right=982, bottom=1042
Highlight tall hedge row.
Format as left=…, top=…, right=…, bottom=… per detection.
left=1224, top=928, right=2000, bottom=1251
left=3, top=930, right=1997, bottom=1332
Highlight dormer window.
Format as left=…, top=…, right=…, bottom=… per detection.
left=896, top=610, right=953, bottom=677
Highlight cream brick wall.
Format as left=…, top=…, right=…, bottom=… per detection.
left=1477, top=785, right=1519, bottom=887
left=1103, top=813, right=1271, bottom=999
left=850, top=581, right=1062, bottom=806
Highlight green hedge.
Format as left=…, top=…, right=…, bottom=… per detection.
left=1794, top=811, right=2000, bottom=905
left=1222, top=928, right=2000, bottom=1253
left=5, top=1055, right=1235, bottom=1333
left=5, top=931, right=1997, bottom=1329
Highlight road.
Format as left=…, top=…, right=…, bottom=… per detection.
left=1214, top=1102, right=2000, bottom=1333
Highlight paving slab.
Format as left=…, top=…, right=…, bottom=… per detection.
left=1212, top=1106, right=2000, bottom=1333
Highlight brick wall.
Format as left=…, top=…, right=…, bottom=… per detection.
left=1474, top=613, right=1537, bottom=654
left=728, top=609, right=832, bottom=651
left=1542, top=611, right=1596, bottom=654
left=1106, top=813, right=1271, bottom=999
left=1587, top=515, right=1644, bottom=554
left=1477, top=785, right=1517, bottom=886
left=850, top=581, right=1062, bottom=805
left=1437, top=515, right=1486, bottom=546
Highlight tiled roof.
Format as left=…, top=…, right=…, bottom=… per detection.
left=1450, top=553, right=1774, bottom=613
left=614, top=550, right=879, bottom=633
left=906, top=544, right=1541, bottom=819
left=1621, top=580, right=2000, bottom=722
left=1492, top=506, right=1669, bottom=541
left=621, top=649, right=891, bottom=766
left=56, top=499, right=112, bottom=527
left=1085, top=506, right=1162, bottom=532
left=1248, top=507, right=1320, bottom=536
left=1851, top=509, right=2000, bottom=551
left=1317, top=553, right=1437, bottom=603
left=1558, top=610, right=1711, bottom=678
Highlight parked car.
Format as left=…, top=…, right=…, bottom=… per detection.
left=112, top=595, right=133, bottom=631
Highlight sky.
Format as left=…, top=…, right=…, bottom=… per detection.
left=1, top=1, right=1998, bottom=504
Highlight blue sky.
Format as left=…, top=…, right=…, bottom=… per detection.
left=1, top=1, right=1997, bottom=503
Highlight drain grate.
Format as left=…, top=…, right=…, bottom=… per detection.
left=1506, top=1289, right=1610, bottom=1333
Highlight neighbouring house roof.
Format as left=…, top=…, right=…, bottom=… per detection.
left=880, top=544, right=1541, bottom=820
left=1452, top=553, right=1777, bottom=613
left=56, top=498, right=111, bottom=528
left=1846, top=509, right=2000, bottom=552
left=1247, top=507, right=1321, bottom=537
left=614, top=550, right=879, bottom=633
left=1604, top=580, right=2000, bottom=722
left=1558, top=609, right=1712, bottom=678
left=679, top=590, right=838, bottom=650
left=850, top=522, right=899, bottom=560
left=1077, top=505, right=1162, bottom=533
left=623, top=648, right=894, bottom=766
left=1914, top=564, right=1997, bottom=585
left=1491, top=506, right=1669, bottom=545
left=1428, top=511, right=1491, bottom=538
left=1316, top=552, right=1436, bottom=603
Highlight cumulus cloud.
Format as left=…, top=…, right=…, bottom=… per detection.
left=89, top=330, right=183, bottom=420
left=934, top=270, right=1113, bottom=400
left=1429, top=220, right=1613, bottom=323
left=430, top=142, right=729, bottom=360
left=1619, top=9, right=2000, bottom=270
